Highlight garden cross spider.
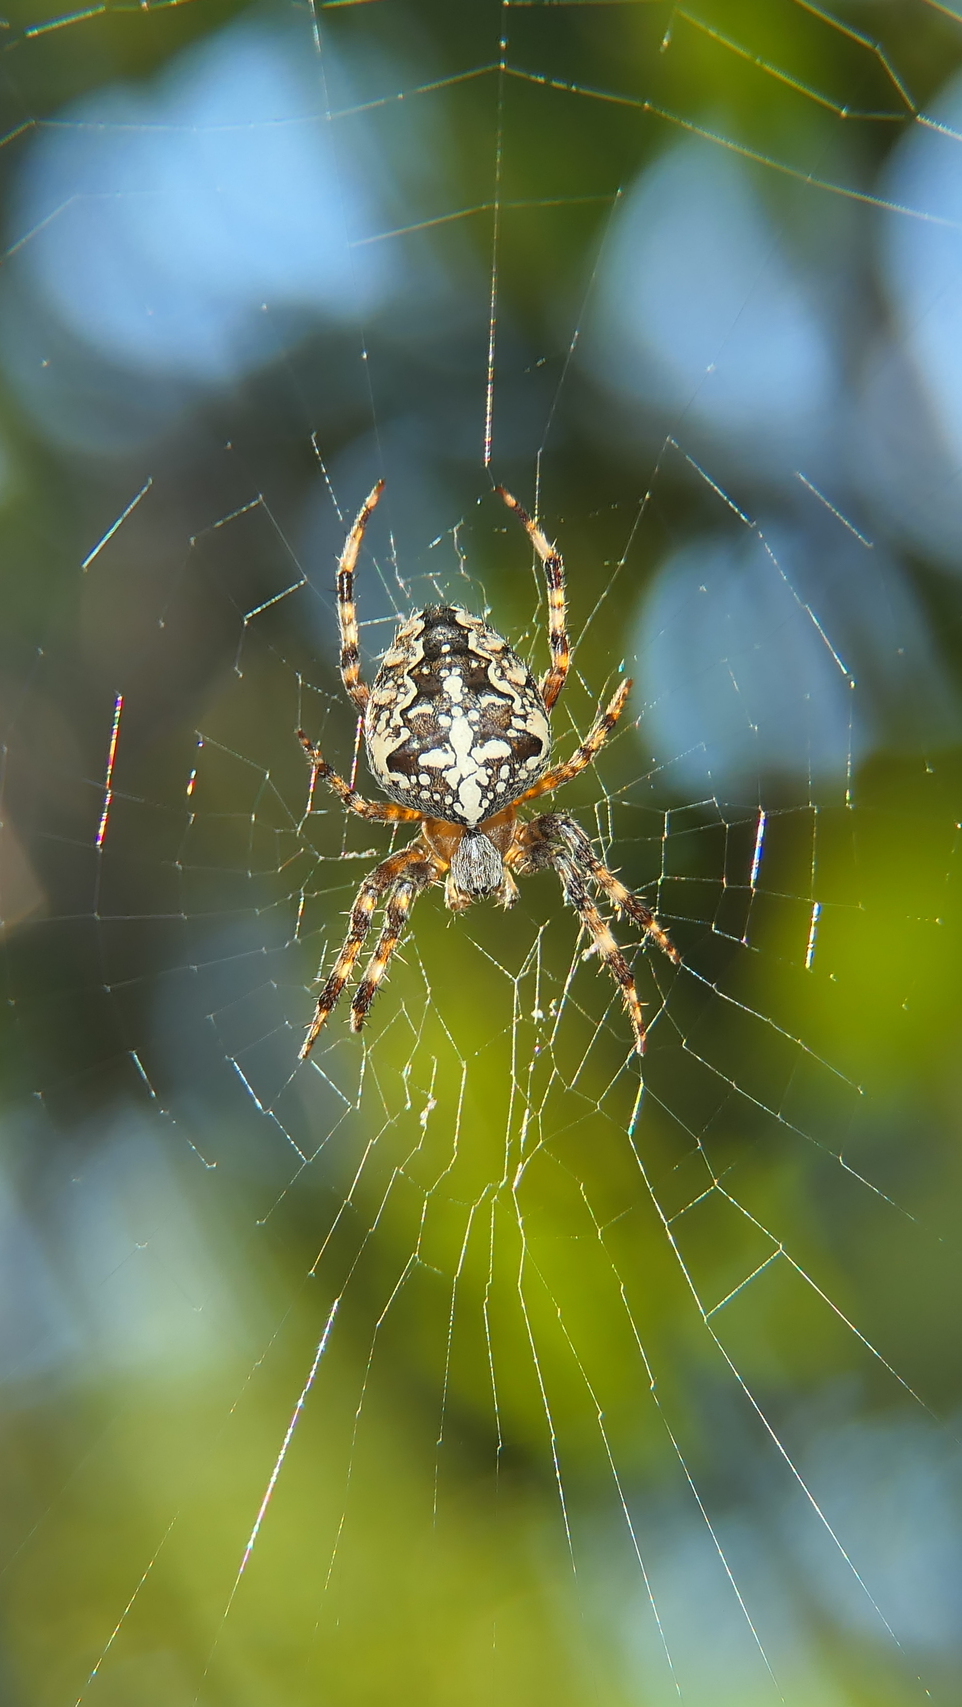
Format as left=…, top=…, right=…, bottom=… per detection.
left=297, top=482, right=679, bottom=1059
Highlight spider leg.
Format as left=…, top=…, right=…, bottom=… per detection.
left=297, top=731, right=423, bottom=823
left=497, top=488, right=570, bottom=711
left=336, top=480, right=385, bottom=713
left=350, top=861, right=437, bottom=1032
left=517, top=813, right=680, bottom=964
left=543, top=845, right=649, bottom=1054
left=511, top=814, right=679, bottom=1054
left=300, top=842, right=434, bottom=1059
left=513, top=677, right=631, bottom=808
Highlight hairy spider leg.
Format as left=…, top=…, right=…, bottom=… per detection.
left=536, top=812, right=681, bottom=964
left=300, top=842, right=436, bottom=1059
left=297, top=732, right=423, bottom=823
left=351, top=861, right=437, bottom=1030
left=550, top=849, right=650, bottom=1055
left=497, top=487, right=570, bottom=712
left=513, top=677, right=632, bottom=808
left=336, top=479, right=385, bottom=713
left=509, top=813, right=680, bottom=1054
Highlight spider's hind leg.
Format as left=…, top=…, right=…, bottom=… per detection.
left=497, top=488, right=570, bottom=712
left=336, top=479, right=385, bottom=713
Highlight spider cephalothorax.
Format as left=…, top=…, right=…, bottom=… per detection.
left=297, top=482, right=679, bottom=1059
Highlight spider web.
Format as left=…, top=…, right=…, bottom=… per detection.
left=1, top=2, right=961, bottom=1703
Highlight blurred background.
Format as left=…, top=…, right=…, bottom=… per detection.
left=0, top=1, right=961, bottom=1702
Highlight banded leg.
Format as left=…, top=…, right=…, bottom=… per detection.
left=554, top=854, right=649, bottom=1055
left=336, top=480, right=385, bottom=713
left=530, top=813, right=680, bottom=964
left=497, top=488, right=570, bottom=711
left=350, top=862, right=436, bottom=1031
left=514, top=677, right=632, bottom=808
left=297, top=732, right=423, bottom=824
left=300, top=842, right=433, bottom=1060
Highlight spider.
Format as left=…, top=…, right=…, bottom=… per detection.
left=297, top=481, right=679, bottom=1060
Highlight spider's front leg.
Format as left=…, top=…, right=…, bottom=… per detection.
left=300, top=841, right=437, bottom=1059
left=351, top=861, right=437, bottom=1030
left=536, top=813, right=680, bottom=965
left=511, top=813, right=678, bottom=1054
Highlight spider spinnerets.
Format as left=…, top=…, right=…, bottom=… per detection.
left=297, top=482, right=679, bottom=1059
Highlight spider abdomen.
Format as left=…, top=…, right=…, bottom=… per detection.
left=364, top=604, right=550, bottom=827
